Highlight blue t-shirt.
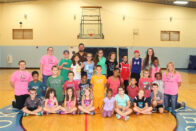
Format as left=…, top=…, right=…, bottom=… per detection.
left=28, top=80, right=44, bottom=98
left=84, top=61, right=94, bottom=80
left=131, top=57, right=142, bottom=73
left=115, top=94, right=130, bottom=107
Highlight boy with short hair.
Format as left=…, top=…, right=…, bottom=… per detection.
left=91, top=65, right=107, bottom=110
left=22, top=88, right=43, bottom=116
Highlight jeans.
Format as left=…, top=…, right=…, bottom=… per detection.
left=164, top=94, right=178, bottom=112
left=42, top=75, right=51, bottom=95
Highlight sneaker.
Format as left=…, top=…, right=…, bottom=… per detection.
left=152, top=108, right=156, bottom=113
left=124, top=116, right=129, bottom=121
left=90, top=111, right=95, bottom=115
left=181, top=102, right=186, bottom=108
left=23, top=113, right=29, bottom=117
left=36, top=112, right=43, bottom=116
left=80, top=111, right=84, bottom=114
left=116, top=114, right=121, bottom=119
left=60, top=111, right=65, bottom=115
left=12, top=100, right=16, bottom=108
left=72, top=111, right=76, bottom=115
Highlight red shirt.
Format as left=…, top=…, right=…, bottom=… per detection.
left=138, top=77, right=153, bottom=98
left=64, top=80, right=79, bottom=96
left=127, top=85, right=139, bottom=99
left=120, top=62, right=130, bottom=80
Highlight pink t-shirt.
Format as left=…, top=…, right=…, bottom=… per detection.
left=162, top=72, right=181, bottom=95
left=11, top=70, right=33, bottom=96
left=139, top=77, right=153, bottom=98
left=107, top=76, right=124, bottom=96
left=64, top=80, right=79, bottom=97
left=40, top=55, right=58, bottom=76
left=151, top=65, right=161, bottom=81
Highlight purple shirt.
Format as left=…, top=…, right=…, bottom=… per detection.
left=103, top=97, right=115, bottom=111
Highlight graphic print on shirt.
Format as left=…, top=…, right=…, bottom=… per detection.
left=133, top=61, right=140, bottom=65
left=143, top=82, right=151, bottom=90
left=20, top=73, right=28, bottom=82
left=48, top=57, right=55, bottom=64
left=138, top=102, right=143, bottom=108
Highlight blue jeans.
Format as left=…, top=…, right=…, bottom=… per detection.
left=146, top=97, right=151, bottom=106
left=164, top=94, right=178, bottom=112
left=42, top=75, right=51, bottom=95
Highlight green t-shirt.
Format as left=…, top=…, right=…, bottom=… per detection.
left=58, top=58, right=72, bottom=81
left=97, top=57, right=107, bottom=75
left=47, top=75, right=64, bottom=102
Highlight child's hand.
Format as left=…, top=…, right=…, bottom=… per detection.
left=63, top=62, right=68, bottom=65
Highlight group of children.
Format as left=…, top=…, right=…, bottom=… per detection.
left=11, top=47, right=184, bottom=121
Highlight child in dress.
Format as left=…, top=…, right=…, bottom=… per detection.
left=43, top=88, right=65, bottom=114
left=63, top=87, right=77, bottom=114
left=133, top=89, right=152, bottom=115
left=78, top=88, right=95, bottom=115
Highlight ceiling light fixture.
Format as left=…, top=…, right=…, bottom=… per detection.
left=173, top=0, right=189, bottom=5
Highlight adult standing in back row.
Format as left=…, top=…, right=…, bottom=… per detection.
left=74, top=43, right=87, bottom=63
left=143, top=48, right=157, bottom=70
left=40, top=47, right=58, bottom=95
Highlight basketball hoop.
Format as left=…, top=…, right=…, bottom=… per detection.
left=88, top=33, right=94, bottom=37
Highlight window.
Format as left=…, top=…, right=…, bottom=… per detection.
left=13, top=29, right=33, bottom=40
left=161, top=31, right=180, bottom=41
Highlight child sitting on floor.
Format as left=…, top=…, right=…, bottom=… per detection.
left=101, top=89, right=115, bottom=117
left=43, top=88, right=65, bottom=114
left=133, top=89, right=152, bottom=115
left=78, top=88, right=95, bottom=115
left=63, top=87, right=77, bottom=114
left=22, top=88, right=43, bottom=116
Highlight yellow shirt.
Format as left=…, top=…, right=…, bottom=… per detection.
left=90, top=74, right=107, bottom=98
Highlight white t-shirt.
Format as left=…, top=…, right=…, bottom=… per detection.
left=71, top=63, right=81, bottom=80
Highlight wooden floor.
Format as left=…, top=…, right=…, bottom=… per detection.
left=0, top=69, right=195, bottom=131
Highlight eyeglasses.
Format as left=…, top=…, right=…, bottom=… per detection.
left=30, top=93, right=36, bottom=95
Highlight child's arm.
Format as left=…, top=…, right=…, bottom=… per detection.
left=81, top=97, right=85, bottom=108
left=149, top=67, right=152, bottom=78
left=141, top=59, right=144, bottom=70
left=101, top=101, right=105, bottom=112
left=130, top=60, right=132, bottom=71
left=64, top=98, right=67, bottom=108
left=44, top=99, right=49, bottom=108
left=55, top=98, right=59, bottom=107
left=40, top=64, right=43, bottom=79
left=112, top=100, right=115, bottom=114
left=133, top=103, right=141, bottom=111
left=63, top=67, right=71, bottom=71
left=144, top=103, right=149, bottom=109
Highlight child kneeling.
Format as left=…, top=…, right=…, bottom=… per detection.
left=133, top=89, right=152, bottom=115
left=43, top=88, right=65, bottom=114
left=78, top=88, right=95, bottom=115
left=101, top=89, right=115, bottom=117
left=22, top=88, right=43, bottom=116
left=115, top=87, right=132, bottom=121
left=151, top=83, right=164, bottom=113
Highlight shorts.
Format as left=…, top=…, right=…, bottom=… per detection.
left=155, top=104, right=164, bottom=111
left=27, top=107, right=38, bottom=111
left=102, top=110, right=113, bottom=117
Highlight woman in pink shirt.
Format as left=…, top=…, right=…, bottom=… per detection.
left=10, top=60, right=33, bottom=109
left=107, top=68, right=124, bottom=96
left=163, top=62, right=182, bottom=113
left=40, top=47, right=58, bottom=95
